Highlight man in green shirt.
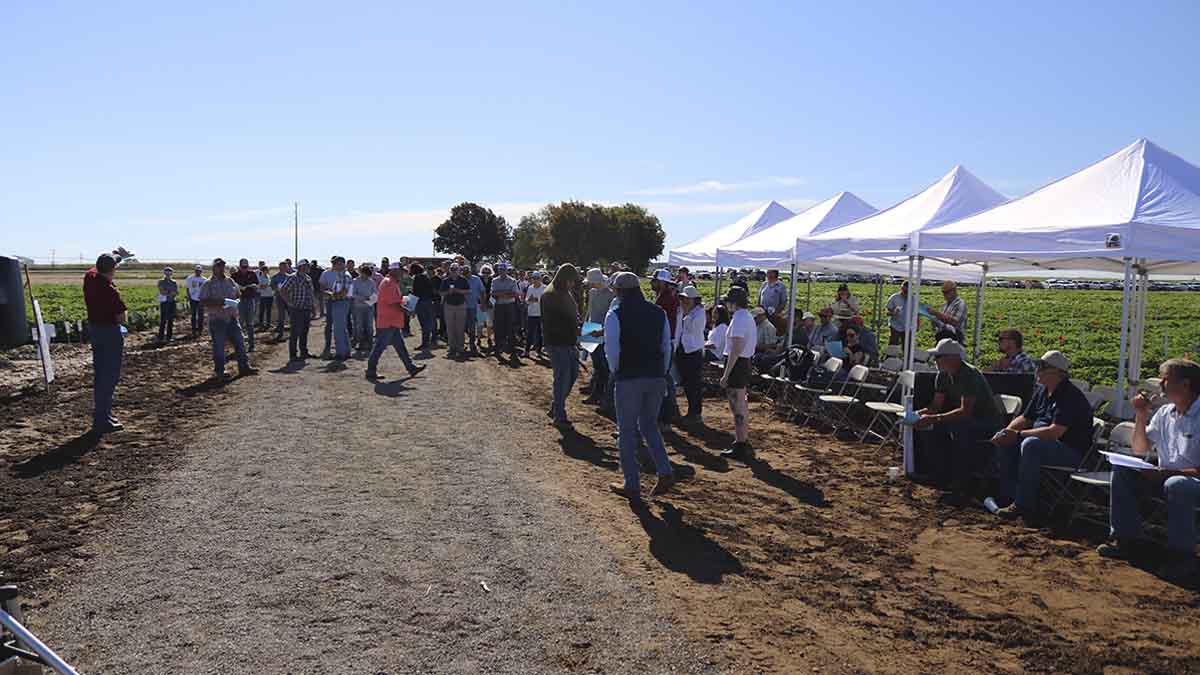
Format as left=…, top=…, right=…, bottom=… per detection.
left=913, top=338, right=1002, bottom=498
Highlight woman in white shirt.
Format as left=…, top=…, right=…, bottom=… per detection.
left=676, top=286, right=707, bottom=423
left=185, top=265, right=208, bottom=338
left=706, top=305, right=730, bottom=362
left=720, top=287, right=758, bottom=460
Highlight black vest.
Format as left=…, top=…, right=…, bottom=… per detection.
left=614, top=297, right=666, bottom=381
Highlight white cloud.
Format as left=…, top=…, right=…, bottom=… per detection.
left=644, top=197, right=818, bottom=215
left=630, top=176, right=805, bottom=196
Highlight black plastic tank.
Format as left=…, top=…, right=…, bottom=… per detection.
left=0, top=256, right=30, bottom=347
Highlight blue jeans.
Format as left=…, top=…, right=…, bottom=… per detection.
left=366, top=327, right=416, bottom=375
left=548, top=345, right=579, bottom=422
left=238, top=297, right=256, bottom=350
left=352, top=303, right=374, bottom=350
left=1111, top=467, right=1200, bottom=554
left=89, top=324, right=123, bottom=429
left=189, top=298, right=204, bottom=336
left=209, top=316, right=250, bottom=376
left=327, top=299, right=350, bottom=358
left=526, top=315, right=543, bottom=353
left=999, top=436, right=1081, bottom=512
left=614, top=377, right=674, bottom=491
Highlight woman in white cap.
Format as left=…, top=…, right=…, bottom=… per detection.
left=676, top=285, right=707, bottom=423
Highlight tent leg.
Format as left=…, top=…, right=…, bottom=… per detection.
left=1130, top=264, right=1149, bottom=383
left=806, top=273, right=812, bottom=312
left=785, top=264, right=797, bottom=348
left=902, top=256, right=923, bottom=476
left=1115, top=258, right=1133, bottom=419
left=972, top=264, right=987, bottom=363
left=714, top=267, right=722, bottom=304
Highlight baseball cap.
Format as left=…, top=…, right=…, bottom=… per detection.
left=297, top=258, right=310, bottom=267
left=722, top=286, right=749, bottom=305
left=194, top=264, right=203, bottom=271
left=680, top=285, right=701, bottom=299
left=586, top=267, right=605, bottom=285
left=1036, top=350, right=1071, bottom=372
left=652, top=269, right=676, bottom=284
left=930, top=338, right=966, bottom=359
left=163, top=266, right=174, bottom=273
left=802, top=311, right=816, bottom=321
left=612, top=271, right=641, bottom=290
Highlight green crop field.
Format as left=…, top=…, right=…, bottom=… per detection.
left=22, top=277, right=1200, bottom=387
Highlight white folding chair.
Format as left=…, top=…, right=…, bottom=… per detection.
left=884, top=344, right=902, bottom=359
left=997, top=394, right=1023, bottom=419
left=860, top=369, right=915, bottom=449
left=791, top=357, right=843, bottom=424
left=878, top=356, right=903, bottom=373
left=817, top=364, right=871, bottom=435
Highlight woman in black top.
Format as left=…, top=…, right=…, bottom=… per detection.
left=410, top=263, right=436, bottom=350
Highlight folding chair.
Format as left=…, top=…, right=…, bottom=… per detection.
left=884, top=344, right=902, bottom=358
left=791, top=357, right=843, bottom=425
left=817, top=364, right=872, bottom=435
left=1074, top=380, right=1092, bottom=393
left=1090, top=385, right=1117, bottom=416
left=859, top=369, right=914, bottom=449
left=1042, top=417, right=1106, bottom=519
left=996, top=394, right=1023, bottom=421
left=877, top=356, right=903, bottom=373
left=1063, top=421, right=1136, bottom=530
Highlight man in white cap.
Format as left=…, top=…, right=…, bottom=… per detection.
left=185, top=264, right=207, bottom=338
left=605, top=272, right=674, bottom=502
left=990, top=349, right=1094, bottom=522
left=490, top=262, right=520, bottom=365
left=912, top=338, right=1002, bottom=498
left=270, top=260, right=292, bottom=341
left=676, top=285, right=707, bottom=422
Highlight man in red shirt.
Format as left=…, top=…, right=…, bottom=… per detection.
left=365, top=262, right=426, bottom=381
left=83, top=254, right=127, bottom=435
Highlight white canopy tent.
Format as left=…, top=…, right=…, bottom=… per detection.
left=714, top=191, right=878, bottom=270
left=667, top=200, right=795, bottom=268
left=713, top=192, right=877, bottom=347
left=904, top=139, right=1200, bottom=416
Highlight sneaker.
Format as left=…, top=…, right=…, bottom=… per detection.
left=366, top=372, right=382, bottom=381
left=1096, top=540, right=1140, bottom=560
left=650, top=474, right=675, bottom=496
left=320, top=351, right=333, bottom=360
left=407, top=364, right=426, bottom=377
left=92, top=421, right=124, bottom=435
left=238, top=366, right=259, bottom=377
left=608, top=482, right=642, bottom=502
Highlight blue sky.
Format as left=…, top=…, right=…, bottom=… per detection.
left=2, top=1, right=1198, bottom=265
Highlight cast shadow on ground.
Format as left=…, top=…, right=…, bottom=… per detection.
left=177, top=378, right=228, bottom=397
left=634, top=502, right=744, bottom=584
left=661, top=429, right=732, bottom=473
left=677, top=423, right=736, bottom=453
left=373, top=380, right=410, bottom=398
left=557, top=430, right=619, bottom=470
left=413, top=351, right=435, bottom=361
left=11, top=433, right=100, bottom=478
left=745, top=457, right=828, bottom=508
left=269, top=361, right=308, bottom=374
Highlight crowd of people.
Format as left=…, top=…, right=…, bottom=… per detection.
left=82, top=254, right=1199, bottom=581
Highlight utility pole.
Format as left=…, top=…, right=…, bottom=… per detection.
left=293, top=201, right=299, bottom=263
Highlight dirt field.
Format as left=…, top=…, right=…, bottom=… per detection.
left=3, top=319, right=1200, bottom=673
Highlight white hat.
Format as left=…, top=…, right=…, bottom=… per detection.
left=930, top=338, right=966, bottom=359
left=612, top=271, right=641, bottom=290
left=652, top=269, right=676, bottom=284
left=1037, top=350, right=1071, bottom=371
left=802, top=311, right=816, bottom=321
left=586, top=267, right=605, bottom=285
left=297, top=259, right=310, bottom=267
left=680, top=285, right=701, bottom=299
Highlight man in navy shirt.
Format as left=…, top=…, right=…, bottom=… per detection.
left=991, top=350, right=1094, bottom=522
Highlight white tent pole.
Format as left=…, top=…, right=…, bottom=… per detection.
left=905, top=256, right=924, bottom=373
left=901, top=255, right=923, bottom=477
left=1114, top=257, right=1133, bottom=419
left=1131, top=263, right=1149, bottom=383
left=902, top=256, right=915, bottom=372
left=714, top=266, right=723, bottom=308
left=785, top=263, right=797, bottom=347
left=806, top=272, right=813, bottom=311
left=972, top=263, right=988, bottom=363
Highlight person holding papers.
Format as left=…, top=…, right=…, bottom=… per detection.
left=185, top=264, right=207, bottom=338
left=991, top=350, right=1092, bottom=522
left=542, top=264, right=582, bottom=430
left=912, top=339, right=1002, bottom=499
left=199, top=258, right=257, bottom=381
left=279, top=260, right=315, bottom=363
left=1098, top=359, right=1200, bottom=582
left=156, top=266, right=178, bottom=343
left=366, top=263, right=425, bottom=381
left=524, top=271, right=546, bottom=358
left=351, top=263, right=378, bottom=353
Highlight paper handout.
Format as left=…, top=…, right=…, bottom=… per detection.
left=580, top=321, right=604, bottom=344
left=1100, top=451, right=1158, bottom=471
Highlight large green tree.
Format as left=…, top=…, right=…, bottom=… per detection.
left=609, top=203, right=665, bottom=274
left=511, top=213, right=549, bottom=270
left=432, top=203, right=512, bottom=266
left=508, top=201, right=664, bottom=272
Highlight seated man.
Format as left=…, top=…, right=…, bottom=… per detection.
left=808, top=306, right=839, bottom=350
left=991, top=328, right=1036, bottom=374
left=751, top=307, right=781, bottom=372
left=847, top=316, right=878, bottom=366
left=991, top=350, right=1093, bottom=522
left=913, top=339, right=1003, bottom=497
left=1098, top=358, right=1200, bottom=582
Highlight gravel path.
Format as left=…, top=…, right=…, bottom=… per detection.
left=32, top=344, right=715, bottom=674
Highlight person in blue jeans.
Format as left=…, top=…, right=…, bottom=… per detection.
left=198, top=258, right=258, bottom=380
left=1098, top=358, right=1200, bottom=583
left=83, top=253, right=127, bottom=435
left=541, top=265, right=580, bottom=427
left=604, top=272, right=675, bottom=503
left=319, top=256, right=353, bottom=362
left=991, top=350, right=1093, bottom=522
left=463, top=264, right=485, bottom=355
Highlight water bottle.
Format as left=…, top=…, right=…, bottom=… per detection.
left=983, top=497, right=1000, bottom=514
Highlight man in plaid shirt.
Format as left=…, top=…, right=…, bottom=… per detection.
left=280, top=259, right=317, bottom=362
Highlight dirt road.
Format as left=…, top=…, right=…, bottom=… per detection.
left=27, top=346, right=714, bottom=674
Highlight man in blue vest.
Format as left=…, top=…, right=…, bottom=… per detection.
left=604, top=272, right=675, bottom=504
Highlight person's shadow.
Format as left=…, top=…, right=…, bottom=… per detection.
left=373, top=380, right=409, bottom=398
left=661, top=429, right=731, bottom=473
left=557, top=430, right=619, bottom=470
left=634, top=502, right=744, bottom=584
left=269, top=360, right=307, bottom=374
left=11, top=433, right=101, bottom=478
left=745, top=457, right=828, bottom=508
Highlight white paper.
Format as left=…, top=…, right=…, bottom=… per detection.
left=1100, top=451, right=1158, bottom=471
left=31, top=299, right=54, bottom=384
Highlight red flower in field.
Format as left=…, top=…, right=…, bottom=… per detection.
left=1059, top=335, right=1065, bottom=344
